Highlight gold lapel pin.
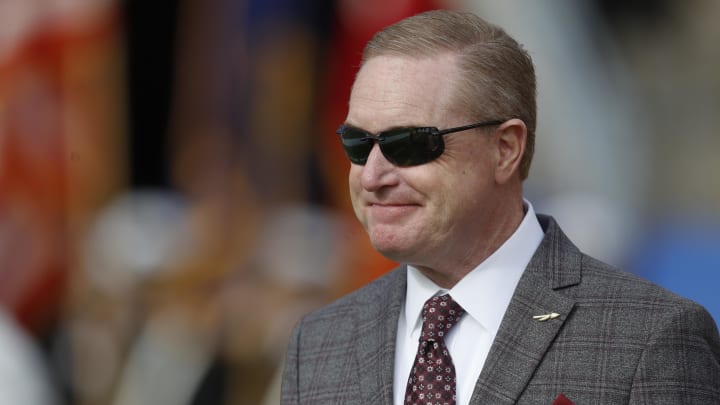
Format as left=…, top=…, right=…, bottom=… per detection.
left=533, top=313, right=561, bottom=322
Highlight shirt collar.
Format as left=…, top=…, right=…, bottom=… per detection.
left=404, top=199, right=544, bottom=337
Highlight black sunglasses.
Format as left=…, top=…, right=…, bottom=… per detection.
left=336, top=119, right=506, bottom=166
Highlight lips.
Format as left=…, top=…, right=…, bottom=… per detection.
left=367, top=202, right=420, bottom=223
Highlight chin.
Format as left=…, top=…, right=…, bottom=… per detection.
left=367, top=224, right=424, bottom=260
left=370, top=238, right=415, bottom=263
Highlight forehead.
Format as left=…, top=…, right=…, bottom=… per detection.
left=347, top=55, right=460, bottom=131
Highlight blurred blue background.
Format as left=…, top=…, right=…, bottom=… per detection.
left=0, top=0, right=718, bottom=404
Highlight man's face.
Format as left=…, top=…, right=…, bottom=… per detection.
left=346, top=55, right=507, bottom=274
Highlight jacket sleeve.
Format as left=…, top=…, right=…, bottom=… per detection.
left=629, top=301, right=720, bottom=404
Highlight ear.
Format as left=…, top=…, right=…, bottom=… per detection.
left=494, top=118, right=527, bottom=184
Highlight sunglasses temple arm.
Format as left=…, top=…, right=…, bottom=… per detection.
left=435, top=119, right=506, bottom=136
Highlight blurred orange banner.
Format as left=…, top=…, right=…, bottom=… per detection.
left=0, top=0, right=126, bottom=334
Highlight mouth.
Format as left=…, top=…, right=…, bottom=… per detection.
left=366, top=202, right=420, bottom=222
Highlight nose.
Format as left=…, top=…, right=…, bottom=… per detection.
left=359, top=143, right=398, bottom=191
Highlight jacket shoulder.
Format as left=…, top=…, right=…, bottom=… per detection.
left=296, top=266, right=405, bottom=329
left=580, top=253, right=710, bottom=312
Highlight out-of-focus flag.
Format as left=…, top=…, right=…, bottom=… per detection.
left=0, top=0, right=126, bottom=335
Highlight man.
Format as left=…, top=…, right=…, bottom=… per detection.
left=281, top=9, right=720, bottom=405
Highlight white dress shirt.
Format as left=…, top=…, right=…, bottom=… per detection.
left=393, top=200, right=544, bottom=405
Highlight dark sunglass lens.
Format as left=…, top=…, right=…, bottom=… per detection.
left=339, top=127, right=373, bottom=164
left=380, top=128, right=444, bottom=166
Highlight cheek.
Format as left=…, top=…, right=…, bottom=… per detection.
left=348, top=167, right=365, bottom=217
left=428, top=161, right=493, bottom=216
left=348, top=166, right=361, bottom=195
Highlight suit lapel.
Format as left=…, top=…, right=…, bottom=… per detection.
left=470, top=216, right=581, bottom=404
left=355, top=267, right=406, bottom=405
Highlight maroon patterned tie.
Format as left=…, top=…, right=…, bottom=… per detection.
left=404, top=294, right=466, bottom=405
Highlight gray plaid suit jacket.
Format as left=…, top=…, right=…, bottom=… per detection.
left=281, top=215, right=720, bottom=404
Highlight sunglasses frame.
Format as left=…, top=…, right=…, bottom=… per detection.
left=336, top=119, right=506, bottom=167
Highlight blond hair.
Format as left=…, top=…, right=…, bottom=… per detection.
left=362, top=9, right=536, bottom=179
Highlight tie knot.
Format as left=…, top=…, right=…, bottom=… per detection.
left=420, top=294, right=465, bottom=342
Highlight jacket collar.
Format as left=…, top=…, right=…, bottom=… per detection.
left=469, top=215, right=581, bottom=403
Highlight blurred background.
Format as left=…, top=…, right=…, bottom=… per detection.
left=0, top=0, right=718, bottom=403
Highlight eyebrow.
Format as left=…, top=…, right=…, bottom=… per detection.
left=341, top=123, right=432, bottom=134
